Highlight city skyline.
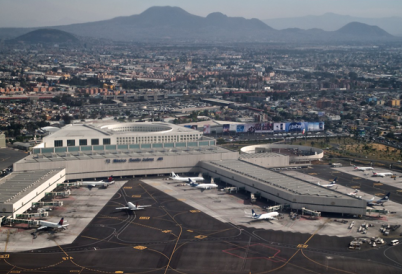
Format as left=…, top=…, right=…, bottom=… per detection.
left=1, top=0, right=402, bottom=28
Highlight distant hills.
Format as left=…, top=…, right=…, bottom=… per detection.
left=10, top=29, right=79, bottom=44
left=0, top=6, right=398, bottom=43
left=263, top=13, right=402, bottom=36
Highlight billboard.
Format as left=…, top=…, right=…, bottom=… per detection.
left=274, top=123, right=287, bottom=132
left=229, top=124, right=237, bottom=131
left=307, top=122, right=325, bottom=132
left=222, top=124, right=230, bottom=132
left=184, top=125, right=192, bottom=129
left=203, top=125, right=210, bottom=134
left=236, top=124, right=245, bottom=133
left=286, top=122, right=309, bottom=133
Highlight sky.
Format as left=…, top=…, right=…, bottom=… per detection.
left=1, top=0, right=402, bottom=28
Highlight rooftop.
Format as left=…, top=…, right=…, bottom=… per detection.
left=18, top=146, right=232, bottom=164
left=0, top=169, right=63, bottom=204
left=209, top=160, right=355, bottom=199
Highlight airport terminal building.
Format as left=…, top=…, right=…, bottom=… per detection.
left=7, top=122, right=367, bottom=217
left=14, top=122, right=238, bottom=180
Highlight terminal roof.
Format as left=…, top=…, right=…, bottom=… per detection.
left=209, top=160, right=354, bottom=199
left=0, top=169, right=63, bottom=204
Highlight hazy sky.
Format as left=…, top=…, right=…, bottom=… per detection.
left=1, top=0, right=402, bottom=27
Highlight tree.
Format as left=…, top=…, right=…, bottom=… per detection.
left=62, top=114, right=72, bottom=125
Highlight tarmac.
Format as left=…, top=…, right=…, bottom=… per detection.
left=0, top=175, right=401, bottom=273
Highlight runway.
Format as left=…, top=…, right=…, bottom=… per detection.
left=0, top=177, right=401, bottom=273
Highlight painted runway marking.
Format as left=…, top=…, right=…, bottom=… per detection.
left=190, top=210, right=200, bottom=213
left=139, top=216, right=150, bottom=220
left=351, top=186, right=360, bottom=189
left=131, top=195, right=141, bottom=198
left=194, top=235, right=207, bottom=239
left=0, top=254, right=9, bottom=259
left=374, top=183, right=383, bottom=186
left=297, top=244, right=308, bottom=249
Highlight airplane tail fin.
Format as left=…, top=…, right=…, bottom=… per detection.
left=384, top=192, right=390, bottom=199
left=211, top=178, right=214, bottom=184
left=252, top=209, right=256, bottom=217
left=332, top=177, right=337, bottom=184
left=58, top=217, right=64, bottom=226
left=171, top=172, right=177, bottom=178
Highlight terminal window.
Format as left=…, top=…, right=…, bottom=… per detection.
left=103, top=138, right=111, bottom=145
left=54, top=140, right=63, bottom=147
left=67, top=140, right=75, bottom=146
left=91, top=139, right=99, bottom=145
left=79, top=139, right=87, bottom=146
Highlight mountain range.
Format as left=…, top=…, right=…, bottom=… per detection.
left=263, top=13, right=402, bottom=37
left=0, top=6, right=398, bottom=43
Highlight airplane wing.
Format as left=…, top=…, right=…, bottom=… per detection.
left=138, top=205, right=151, bottom=208
left=60, top=224, right=69, bottom=230
left=116, top=207, right=129, bottom=210
left=36, top=226, right=48, bottom=231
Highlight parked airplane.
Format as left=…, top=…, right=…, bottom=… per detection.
left=186, top=178, right=218, bottom=190
left=37, top=217, right=69, bottom=231
left=353, top=165, right=373, bottom=171
left=348, top=189, right=359, bottom=196
left=367, top=192, right=390, bottom=206
left=318, top=177, right=337, bottom=188
left=81, top=180, right=115, bottom=188
left=372, top=171, right=394, bottom=177
left=116, top=202, right=151, bottom=211
left=81, top=176, right=115, bottom=189
left=249, top=209, right=279, bottom=221
left=170, top=172, right=204, bottom=182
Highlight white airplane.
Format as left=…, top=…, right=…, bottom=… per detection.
left=348, top=189, right=359, bottom=196
left=353, top=165, right=373, bottom=171
left=37, top=217, right=69, bottom=231
left=186, top=178, right=218, bottom=190
left=318, top=177, right=337, bottom=188
left=116, top=202, right=151, bottom=211
left=249, top=209, right=279, bottom=221
left=81, top=180, right=115, bottom=189
left=367, top=192, right=390, bottom=206
left=372, top=171, right=394, bottom=177
left=170, top=172, right=204, bottom=182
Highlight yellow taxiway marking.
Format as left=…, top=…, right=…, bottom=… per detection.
left=194, top=235, right=207, bottom=239
left=308, top=173, right=317, bottom=175
left=70, top=270, right=80, bottom=273
left=62, top=256, right=74, bottom=261
left=162, top=230, right=172, bottom=233
left=353, top=177, right=361, bottom=180
left=9, top=271, right=20, bottom=274
left=123, top=186, right=132, bottom=189
left=0, top=254, right=10, bottom=259
left=139, top=184, right=158, bottom=203
left=397, top=190, right=402, bottom=193
left=301, top=249, right=357, bottom=274
left=351, top=186, right=360, bottom=189
left=132, top=195, right=141, bottom=198
left=139, top=216, right=150, bottom=220
left=332, top=171, right=340, bottom=173
left=115, top=271, right=124, bottom=274
left=177, top=198, right=186, bottom=201
left=187, top=230, right=193, bottom=232
left=133, top=246, right=147, bottom=250
left=190, top=210, right=200, bottom=213
left=297, top=244, right=308, bottom=249
left=374, top=183, right=383, bottom=186
left=375, top=193, right=385, bottom=196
